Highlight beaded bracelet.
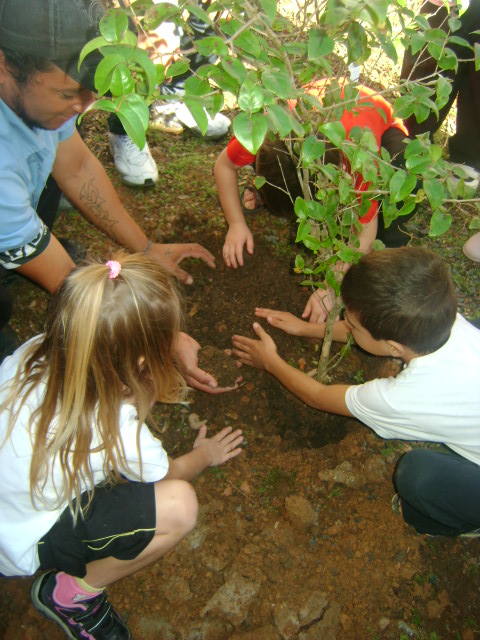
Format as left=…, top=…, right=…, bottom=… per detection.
left=143, top=239, right=152, bottom=254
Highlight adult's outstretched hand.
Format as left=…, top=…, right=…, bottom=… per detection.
left=174, top=332, right=241, bottom=394
left=148, top=243, right=216, bottom=285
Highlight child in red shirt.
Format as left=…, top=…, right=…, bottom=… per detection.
left=214, top=80, right=412, bottom=322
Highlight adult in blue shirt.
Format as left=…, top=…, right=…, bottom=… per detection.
left=0, top=0, right=231, bottom=394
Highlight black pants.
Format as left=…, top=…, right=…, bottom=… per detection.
left=394, top=448, right=480, bottom=536
left=377, top=127, right=418, bottom=247
left=0, top=175, right=62, bottom=331
left=400, top=0, right=480, bottom=170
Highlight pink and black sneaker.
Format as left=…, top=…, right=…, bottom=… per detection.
left=31, top=570, right=131, bottom=640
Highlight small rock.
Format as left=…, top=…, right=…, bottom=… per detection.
left=426, top=599, right=443, bottom=619
left=201, top=574, right=260, bottom=626
left=299, top=591, right=329, bottom=625
left=285, top=495, right=317, bottom=529
left=240, top=481, right=252, bottom=495
left=273, top=602, right=300, bottom=639
left=318, top=461, right=356, bottom=486
left=378, top=617, right=391, bottom=631
left=188, top=413, right=205, bottom=430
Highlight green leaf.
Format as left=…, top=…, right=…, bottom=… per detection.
left=438, top=47, right=458, bottom=72
left=259, top=0, right=277, bottom=22
left=295, top=198, right=310, bottom=221
left=393, top=94, right=416, bottom=119
left=93, top=54, right=125, bottom=96
left=166, top=59, right=191, bottom=79
left=195, top=36, right=230, bottom=58
left=261, top=70, right=293, bottom=99
left=207, top=65, right=239, bottom=94
left=265, top=103, right=293, bottom=137
left=184, top=75, right=211, bottom=97
left=319, top=122, right=346, bottom=148
left=183, top=97, right=208, bottom=135
left=338, top=177, right=351, bottom=203
left=101, top=47, right=157, bottom=97
left=308, top=28, right=334, bottom=62
left=110, top=63, right=135, bottom=96
left=302, top=136, right=325, bottom=166
left=435, top=75, right=452, bottom=110
left=100, top=9, right=129, bottom=43
left=303, top=235, right=322, bottom=251
left=232, top=112, right=269, bottom=154
left=143, top=2, right=181, bottom=31
left=185, top=2, right=212, bottom=28
left=468, top=216, right=480, bottom=230
left=423, top=178, right=445, bottom=210
left=371, top=239, right=385, bottom=251
left=396, top=199, right=417, bottom=218
left=294, top=254, right=305, bottom=272
left=79, top=35, right=112, bottom=68
left=254, top=176, right=266, bottom=189
left=93, top=94, right=149, bottom=149
left=429, top=210, right=452, bottom=237
left=346, top=22, right=369, bottom=64
left=238, top=80, right=265, bottom=113
left=337, top=247, right=355, bottom=262
left=389, top=170, right=417, bottom=202
left=221, top=57, right=248, bottom=84
left=475, top=43, right=480, bottom=71
left=234, top=29, right=262, bottom=58
left=296, top=219, right=310, bottom=241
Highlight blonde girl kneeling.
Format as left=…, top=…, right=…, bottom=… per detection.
left=0, top=254, right=243, bottom=640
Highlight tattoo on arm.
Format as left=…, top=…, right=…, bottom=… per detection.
left=79, top=179, right=119, bottom=239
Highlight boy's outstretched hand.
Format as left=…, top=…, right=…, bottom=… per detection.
left=193, top=425, right=244, bottom=466
left=255, top=308, right=312, bottom=336
left=232, top=322, right=279, bottom=370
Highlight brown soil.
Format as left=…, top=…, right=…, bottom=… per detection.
left=1, top=112, right=480, bottom=640
left=197, top=346, right=241, bottom=389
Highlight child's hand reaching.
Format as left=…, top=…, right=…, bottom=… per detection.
left=232, top=322, right=279, bottom=371
left=302, top=287, right=336, bottom=324
left=255, top=308, right=312, bottom=336
left=223, top=223, right=254, bottom=268
left=193, top=425, right=243, bottom=466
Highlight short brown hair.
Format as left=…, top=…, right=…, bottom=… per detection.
left=341, top=247, right=457, bottom=354
left=255, top=135, right=341, bottom=218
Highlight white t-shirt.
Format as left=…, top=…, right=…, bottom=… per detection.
left=0, top=338, right=169, bottom=576
left=345, top=314, right=480, bottom=464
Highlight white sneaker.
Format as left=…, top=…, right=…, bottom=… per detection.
left=451, top=163, right=480, bottom=190
left=175, top=102, right=231, bottom=140
left=108, top=132, right=159, bottom=187
left=463, top=232, right=480, bottom=263
left=150, top=101, right=231, bottom=140
left=150, top=102, right=185, bottom=135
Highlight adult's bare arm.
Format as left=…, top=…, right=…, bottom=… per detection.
left=53, top=131, right=215, bottom=283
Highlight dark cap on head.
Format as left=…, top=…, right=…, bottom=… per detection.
left=0, top=0, right=105, bottom=90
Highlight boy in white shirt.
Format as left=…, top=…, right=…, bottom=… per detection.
left=232, top=247, right=480, bottom=536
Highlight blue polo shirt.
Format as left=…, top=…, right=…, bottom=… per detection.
left=0, top=100, right=76, bottom=252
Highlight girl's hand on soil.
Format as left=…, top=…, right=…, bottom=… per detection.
left=174, top=333, right=240, bottom=394
left=193, top=425, right=244, bottom=466
left=148, top=242, right=216, bottom=285
left=223, top=223, right=254, bottom=269
left=302, top=287, right=336, bottom=324
left=255, top=308, right=311, bottom=336
left=232, top=323, right=278, bottom=370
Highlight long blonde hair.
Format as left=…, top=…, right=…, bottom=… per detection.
left=2, top=253, right=186, bottom=515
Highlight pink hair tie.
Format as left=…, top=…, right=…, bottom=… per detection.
left=105, top=260, right=121, bottom=279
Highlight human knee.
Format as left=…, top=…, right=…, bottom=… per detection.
left=155, top=479, right=198, bottom=535
left=394, top=449, right=437, bottom=497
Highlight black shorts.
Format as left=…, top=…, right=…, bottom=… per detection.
left=37, top=480, right=156, bottom=578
